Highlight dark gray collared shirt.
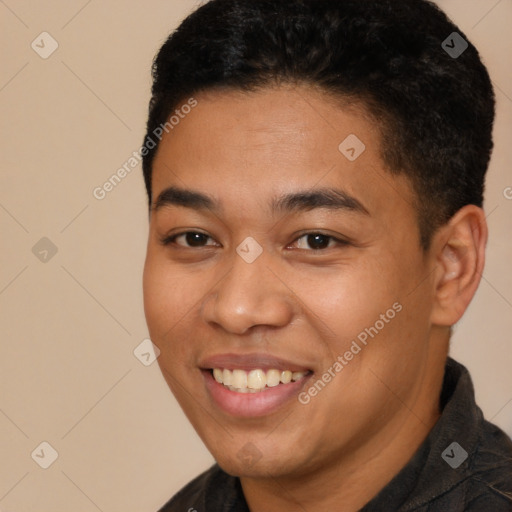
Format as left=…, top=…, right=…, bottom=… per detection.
left=159, top=357, right=512, bottom=511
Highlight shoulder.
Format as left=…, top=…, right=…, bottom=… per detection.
left=463, top=418, right=512, bottom=510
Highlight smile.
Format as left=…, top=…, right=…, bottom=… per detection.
left=212, top=368, right=309, bottom=393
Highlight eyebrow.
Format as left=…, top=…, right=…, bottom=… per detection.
left=152, top=186, right=370, bottom=216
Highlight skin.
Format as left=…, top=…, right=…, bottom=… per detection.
left=143, top=85, right=487, bottom=511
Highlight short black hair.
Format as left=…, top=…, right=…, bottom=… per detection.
left=142, top=0, right=495, bottom=249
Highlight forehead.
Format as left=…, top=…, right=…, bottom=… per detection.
left=151, top=85, right=415, bottom=222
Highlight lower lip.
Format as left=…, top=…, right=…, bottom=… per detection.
left=202, top=370, right=312, bottom=418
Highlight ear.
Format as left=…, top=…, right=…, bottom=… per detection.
left=430, top=205, right=488, bottom=326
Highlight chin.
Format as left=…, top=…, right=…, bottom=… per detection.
left=211, top=443, right=305, bottom=480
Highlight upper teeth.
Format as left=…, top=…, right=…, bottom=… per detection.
left=213, top=368, right=307, bottom=392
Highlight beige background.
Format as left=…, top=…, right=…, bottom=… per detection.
left=0, top=1, right=511, bottom=510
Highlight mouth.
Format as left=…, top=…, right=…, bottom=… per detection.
left=210, top=367, right=310, bottom=393
left=200, top=353, right=313, bottom=417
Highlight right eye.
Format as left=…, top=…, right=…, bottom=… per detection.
left=160, top=231, right=219, bottom=248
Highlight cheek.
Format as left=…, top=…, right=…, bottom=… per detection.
left=300, top=249, right=429, bottom=394
left=143, top=250, right=217, bottom=379
left=143, top=252, right=196, bottom=344
left=293, top=258, right=402, bottom=345
left=143, top=257, right=171, bottom=334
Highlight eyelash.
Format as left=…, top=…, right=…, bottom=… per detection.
left=159, top=231, right=350, bottom=251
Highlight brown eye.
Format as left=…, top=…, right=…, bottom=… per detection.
left=292, top=233, right=349, bottom=251
left=161, top=231, right=216, bottom=248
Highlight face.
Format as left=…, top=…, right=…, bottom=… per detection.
left=143, top=85, right=439, bottom=479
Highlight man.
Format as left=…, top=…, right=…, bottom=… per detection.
left=141, top=0, right=512, bottom=510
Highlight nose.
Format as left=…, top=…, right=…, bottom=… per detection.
left=200, top=251, right=296, bottom=335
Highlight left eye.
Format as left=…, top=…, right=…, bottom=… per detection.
left=291, top=233, right=347, bottom=251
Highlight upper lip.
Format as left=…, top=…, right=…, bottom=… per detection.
left=199, top=353, right=312, bottom=372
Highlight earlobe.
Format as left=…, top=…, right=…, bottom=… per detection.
left=430, top=205, right=487, bottom=327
